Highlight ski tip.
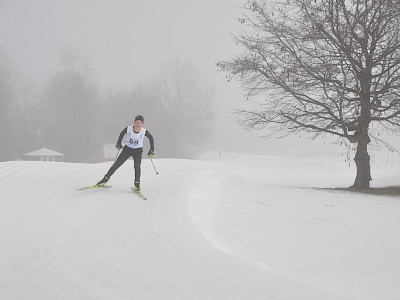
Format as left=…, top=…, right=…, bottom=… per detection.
left=131, top=187, right=147, bottom=200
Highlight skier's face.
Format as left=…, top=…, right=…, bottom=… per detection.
left=134, top=120, right=143, bottom=128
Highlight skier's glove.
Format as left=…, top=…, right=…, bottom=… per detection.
left=115, top=143, right=122, bottom=150
left=147, top=151, right=154, bottom=158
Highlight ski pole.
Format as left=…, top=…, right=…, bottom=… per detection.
left=150, top=158, right=159, bottom=175
left=113, top=148, right=122, bottom=164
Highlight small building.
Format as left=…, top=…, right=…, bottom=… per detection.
left=24, top=147, right=65, bottom=162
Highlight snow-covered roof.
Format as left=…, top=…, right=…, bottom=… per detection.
left=24, top=147, right=65, bottom=157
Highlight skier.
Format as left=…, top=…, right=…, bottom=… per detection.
left=96, top=115, right=155, bottom=191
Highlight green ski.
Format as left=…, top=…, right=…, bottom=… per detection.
left=77, top=185, right=112, bottom=191
left=131, top=187, right=147, bottom=200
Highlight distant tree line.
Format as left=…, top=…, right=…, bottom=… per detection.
left=0, top=47, right=214, bottom=162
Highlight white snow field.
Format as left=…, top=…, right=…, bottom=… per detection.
left=1, top=151, right=399, bottom=300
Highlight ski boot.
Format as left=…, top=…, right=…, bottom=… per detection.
left=96, top=176, right=109, bottom=187
left=134, top=181, right=141, bottom=192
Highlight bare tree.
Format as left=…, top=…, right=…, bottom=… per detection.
left=0, top=49, right=33, bottom=160
left=98, top=82, right=163, bottom=149
left=0, top=48, right=42, bottom=161
left=40, top=47, right=99, bottom=162
left=12, top=77, right=39, bottom=157
left=219, top=0, right=400, bottom=188
left=158, top=58, right=214, bottom=157
left=0, top=49, right=15, bottom=160
left=90, top=58, right=214, bottom=160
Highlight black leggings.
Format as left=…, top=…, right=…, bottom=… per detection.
left=105, top=146, right=143, bottom=182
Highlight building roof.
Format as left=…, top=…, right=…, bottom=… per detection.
left=24, top=147, right=65, bottom=157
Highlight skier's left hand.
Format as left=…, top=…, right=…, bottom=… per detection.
left=147, top=151, right=154, bottom=158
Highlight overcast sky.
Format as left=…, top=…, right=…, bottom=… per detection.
left=0, top=0, right=243, bottom=86
left=2, top=0, right=386, bottom=155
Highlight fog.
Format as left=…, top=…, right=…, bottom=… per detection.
left=1, top=0, right=238, bottom=85
left=0, top=0, right=398, bottom=161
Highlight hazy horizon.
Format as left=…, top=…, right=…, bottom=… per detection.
left=1, top=0, right=399, bottom=158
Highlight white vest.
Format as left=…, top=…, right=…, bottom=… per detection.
left=125, top=126, right=147, bottom=149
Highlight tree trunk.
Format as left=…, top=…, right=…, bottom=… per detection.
left=353, top=134, right=371, bottom=189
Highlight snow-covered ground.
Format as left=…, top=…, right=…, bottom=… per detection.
left=1, top=150, right=399, bottom=299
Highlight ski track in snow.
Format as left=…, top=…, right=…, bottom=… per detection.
left=0, top=153, right=399, bottom=299
left=0, top=161, right=41, bottom=186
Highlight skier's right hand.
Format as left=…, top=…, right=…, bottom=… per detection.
left=115, top=143, right=122, bottom=150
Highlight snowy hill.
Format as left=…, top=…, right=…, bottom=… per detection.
left=1, top=152, right=400, bottom=299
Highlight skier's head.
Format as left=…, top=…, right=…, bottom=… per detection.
left=134, top=115, right=144, bottom=123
